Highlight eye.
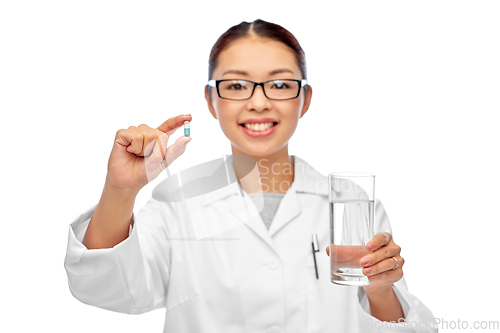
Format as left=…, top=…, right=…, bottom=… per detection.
left=229, top=83, right=242, bottom=90
left=226, top=81, right=248, bottom=90
left=271, top=80, right=291, bottom=89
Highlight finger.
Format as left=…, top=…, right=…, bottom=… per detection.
left=360, top=242, right=401, bottom=267
left=154, top=130, right=169, bottom=161
left=164, top=135, right=192, bottom=167
left=367, top=267, right=403, bottom=284
left=165, top=127, right=178, bottom=137
left=157, top=114, right=192, bottom=134
left=144, top=132, right=171, bottom=182
left=366, top=232, right=392, bottom=252
left=137, top=124, right=164, bottom=157
left=145, top=130, right=169, bottom=170
left=144, top=135, right=191, bottom=183
left=325, top=246, right=329, bottom=256
left=115, top=128, right=137, bottom=150
left=363, top=255, right=405, bottom=277
left=124, top=128, right=145, bottom=155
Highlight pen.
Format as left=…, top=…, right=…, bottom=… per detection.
left=311, top=233, right=319, bottom=279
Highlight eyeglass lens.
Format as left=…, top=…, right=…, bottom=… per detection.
left=218, top=80, right=300, bottom=100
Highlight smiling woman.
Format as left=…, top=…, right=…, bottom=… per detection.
left=204, top=28, right=312, bottom=193
left=64, top=18, right=438, bottom=333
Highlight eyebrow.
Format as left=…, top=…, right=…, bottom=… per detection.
left=222, top=68, right=295, bottom=77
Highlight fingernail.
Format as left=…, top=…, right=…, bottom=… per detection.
left=360, top=257, right=369, bottom=266
left=367, top=242, right=376, bottom=251
left=363, top=267, right=372, bottom=275
left=148, top=162, right=157, bottom=170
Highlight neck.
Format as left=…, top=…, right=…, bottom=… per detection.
left=231, top=145, right=295, bottom=194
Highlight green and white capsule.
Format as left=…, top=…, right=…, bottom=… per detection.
left=184, top=121, right=190, bottom=137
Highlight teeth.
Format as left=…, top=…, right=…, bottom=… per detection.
left=244, top=122, right=274, bottom=131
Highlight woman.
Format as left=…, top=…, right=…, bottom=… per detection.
left=64, top=19, right=436, bottom=332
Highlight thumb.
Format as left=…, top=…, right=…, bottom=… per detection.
left=164, top=136, right=192, bottom=167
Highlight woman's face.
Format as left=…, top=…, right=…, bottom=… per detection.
left=205, top=36, right=312, bottom=158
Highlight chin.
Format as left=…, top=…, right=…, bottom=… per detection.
left=234, top=144, right=283, bottom=158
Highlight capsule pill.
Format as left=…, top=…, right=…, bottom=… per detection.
left=184, top=121, right=190, bottom=137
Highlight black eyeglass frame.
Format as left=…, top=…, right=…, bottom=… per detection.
left=207, top=78, right=308, bottom=101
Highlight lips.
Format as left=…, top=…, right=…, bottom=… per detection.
left=239, top=121, right=279, bottom=138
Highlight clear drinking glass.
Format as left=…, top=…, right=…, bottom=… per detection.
left=329, top=173, right=375, bottom=286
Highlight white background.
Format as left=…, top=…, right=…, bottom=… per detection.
left=1, top=1, right=499, bottom=332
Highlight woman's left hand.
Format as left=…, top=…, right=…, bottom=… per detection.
left=360, top=232, right=404, bottom=293
left=325, top=231, right=406, bottom=321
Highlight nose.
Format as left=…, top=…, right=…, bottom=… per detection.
left=248, top=84, right=270, bottom=110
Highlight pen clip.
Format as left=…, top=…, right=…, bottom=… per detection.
left=311, top=233, right=320, bottom=279
left=312, top=233, right=319, bottom=253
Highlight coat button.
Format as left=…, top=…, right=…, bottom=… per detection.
left=267, top=261, right=279, bottom=270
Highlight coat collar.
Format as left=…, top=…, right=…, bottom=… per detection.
left=152, top=154, right=328, bottom=250
left=200, top=155, right=328, bottom=250
left=201, top=154, right=328, bottom=206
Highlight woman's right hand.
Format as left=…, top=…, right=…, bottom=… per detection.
left=105, top=114, right=192, bottom=192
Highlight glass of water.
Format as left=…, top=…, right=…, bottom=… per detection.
left=329, top=173, right=375, bottom=286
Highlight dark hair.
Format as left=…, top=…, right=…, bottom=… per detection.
left=207, top=19, right=308, bottom=93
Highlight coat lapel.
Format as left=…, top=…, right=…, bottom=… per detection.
left=201, top=155, right=329, bottom=252
left=267, top=180, right=302, bottom=237
left=155, top=154, right=328, bottom=247
left=268, top=155, right=329, bottom=237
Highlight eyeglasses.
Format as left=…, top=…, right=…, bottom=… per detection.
left=207, top=79, right=308, bottom=101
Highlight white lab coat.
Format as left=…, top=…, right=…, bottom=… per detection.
left=64, top=155, right=437, bottom=333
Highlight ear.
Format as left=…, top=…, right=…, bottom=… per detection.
left=205, top=86, right=218, bottom=120
left=299, top=85, right=313, bottom=118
